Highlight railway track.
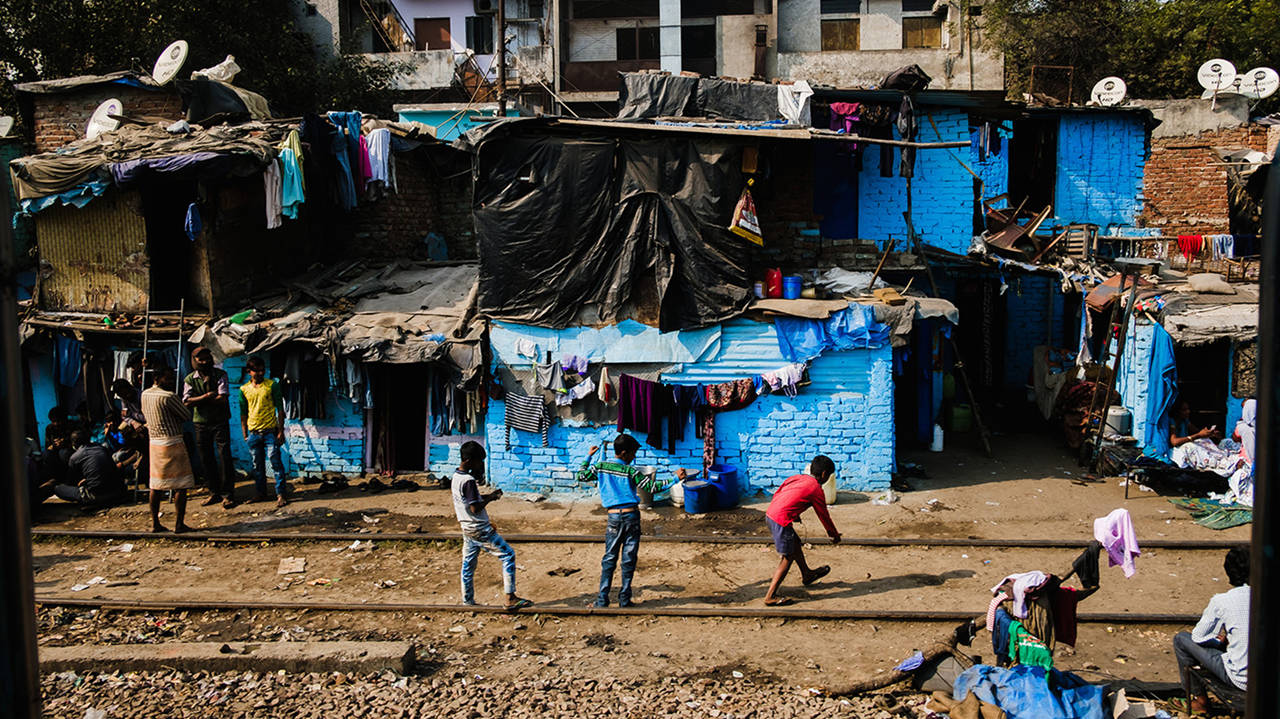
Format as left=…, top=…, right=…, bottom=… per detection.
left=31, top=528, right=1247, bottom=550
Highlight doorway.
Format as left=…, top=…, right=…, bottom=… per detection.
left=369, top=364, right=429, bottom=473
left=1008, top=118, right=1058, bottom=214
left=1173, top=341, right=1230, bottom=431
left=142, top=180, right=199, bottom=311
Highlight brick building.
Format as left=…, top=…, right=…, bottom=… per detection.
left=13, top=72, right=185, bottom=154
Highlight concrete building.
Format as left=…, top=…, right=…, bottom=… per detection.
left=776, top=0, right=1003, bottom=90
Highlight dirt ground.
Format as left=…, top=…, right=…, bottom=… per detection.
left=32, top=431, right=1245, bottom=716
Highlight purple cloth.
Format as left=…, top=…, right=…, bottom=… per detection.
left=561, top=355, right=588, bottom=375
left=616, top=374, right=673, bottom=452
left=110, top=152, right=249, bottom=186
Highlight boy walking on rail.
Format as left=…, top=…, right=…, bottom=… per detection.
left=576, top=434, right=674, bottom=607
left=453, top=441, right=532, bottom=611
left=762, top=455, right=842, bottom=606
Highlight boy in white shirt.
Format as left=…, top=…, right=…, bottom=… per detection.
left=452, top=441, right=532, bottom=610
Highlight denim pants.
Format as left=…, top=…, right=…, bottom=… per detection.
left=461, top=525, right=516, bottom=604
left=195, top=422, right=236, bottom=498
left=597, top=510, right=641, bottom=606
left=246, top=430, right=286, bottom=495
left=1173, top=631, right=1233, bottom=696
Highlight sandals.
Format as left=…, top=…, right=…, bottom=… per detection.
left=1167, top=697, right=1208, bottom=715
left=803, top=565, right=831, bottom=586
left=505, top=597, right=533, bottom=612
left=763, top=596, right=795, bottom=606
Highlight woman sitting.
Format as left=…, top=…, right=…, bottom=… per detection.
left=1168, top=400, right=1242, bottom=477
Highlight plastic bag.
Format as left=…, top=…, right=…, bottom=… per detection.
left=729, top=183, right=763, bottom=246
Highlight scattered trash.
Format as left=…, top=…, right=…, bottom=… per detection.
left=893, top=650, right=925, bottom=672
left=185, top=566, right=203, bottom=572
left=84, top=709, right=107, bottom=719
left=106, top=543, right=134, bottom=553
left=361, top=514, right=380, bottom=524
left=871, top=489, right=899, bottom=505
left=307, top=578, right=334, bottom=587
left=449, top=625, right=467, bottom=633
left=277, top=557, right=306, bottom=575
left=731, top=670, right=744, bottom=679
left=511, top=492, right=547, bottom=503
left=375, top=580, right=397, bottom=588
left=961, top=554, right=969, bottom=559
left=985, top=501, right=1000, bottom=506
left=70, top=583, right=91, bottom=592
left=347, top=540, right=374, bottom=552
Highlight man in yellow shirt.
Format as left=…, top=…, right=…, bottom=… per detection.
left=239, top=356, right=289, bottom=507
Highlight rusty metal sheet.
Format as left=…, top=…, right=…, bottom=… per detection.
left=36, top=190, right=148, bottom=313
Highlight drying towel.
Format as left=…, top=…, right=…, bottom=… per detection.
left=762, top=363, right=806, bottom=398
left=1093, top=508, right=1140, bottom=578
left=1070, top=541, right=1103, bottom=589
left=562, top=354, right=588, bottom=375
left=514, top=339, right=538, bottom=359
left=1051, top=586, right=1082, bottom=648
left=557, top=377, right=595, bottom=407
left=1176, top=234, right=1203, bottom=265
left=1208, top=234, right=1234, bottom=260
left=597, top=366, right=615, bottom=404
left=504, top=393, right=548, bottom=448
left=535, top=362, right=566, bottom=393
left=990, top=571, right=1048, bottom=619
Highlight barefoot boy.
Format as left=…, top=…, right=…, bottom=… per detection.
left=762, top=455, right=842, bottom=605
left=453, top=441, right=532, bottom=610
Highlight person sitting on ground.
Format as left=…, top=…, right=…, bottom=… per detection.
left=42, top=407, right=74, bottom=485
left=452, top=441, right=532, bottom=611
left=1170, top=546, right=1250, bottom=715
left=1223, top=398, right=1256, bottom=507
left=1168, top=400, right=1241, bottom=477
left=762, top=456, right=842, bottom=606
left=41, top=430, right=125, bottom=508
left=140, top=366, right=195, bottom=533
left=576, top=434, right=675, bottom=608
left=110, top=379, right=147, bottom=432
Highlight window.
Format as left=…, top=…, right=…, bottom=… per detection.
left=574, top=0, right=659, bottom=18
left=902, top=16, right=942, bottom=48
left=616, top=26, right=660, bottom=60
left=901, top=0, right=934, bottom=11
left=820, top=0, right=861, bottom=12
left=682, top=0, right=755, bottom=16
left=465, top=16, right=495, bottom=53
left=413, top=17, right=451, bottom=51
left=821, top=19, right=860, bottom=51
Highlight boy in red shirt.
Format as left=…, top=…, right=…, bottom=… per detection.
left=762, top=455, right=841, bottom=605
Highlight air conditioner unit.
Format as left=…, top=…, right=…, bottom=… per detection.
left=475, top=0, right=497, bottom=13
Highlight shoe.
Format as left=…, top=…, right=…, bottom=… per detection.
left=200, top=495, right=222, bottom=507
left=222, top=498, right=239, bottom=509
left=505, top=597, right=533, bottom=611
left=802, top=565, right=831, bottom=586
left=590, top=600, right=608, bottom=608
left=618, top=599, right=641, bottom=608
left=275, top=495, right=288, bottom=508
left=763, top=596, right=795, bottom=606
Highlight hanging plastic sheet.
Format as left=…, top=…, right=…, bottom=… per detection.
left=773, top=304, right=891, bottom=362
left=617, top=73, right=699, bottom=120
left=1142, top=324, right=1178, bottom=457
left=472, top=130, right=753, bottom=331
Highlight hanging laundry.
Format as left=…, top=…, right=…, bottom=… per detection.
left=1008, top=620, right=1053, bottom=670
left=990, top=607, right=1013, bottom=664
left=990, top=571, right=1048, bottom=619
left=617, top=374, right=674, bottom=451
left=53, top=335, right=83, bottom=387
left=828, top=102, right=861, bottom=134
left=504, top=393, right=548, bottom=448
left=986, top=591, right=1009, bottom=632
left=1176, top=234, right=1203, bottom=265
left=279, top=129, right=306, bottom=191
left=557, top=377, right=596, bottom=407
left=326, top=112, right=361, bottom=210
left=597, top=366, right=615, bottom=404
left=1093, top=508, right=1140, bottom=577
left=896, top=95, right=919, bottom=178
left=761, top=363, right=806, bottom=398
left=263, top=158, right=283, bottom=229
left=701, top=379, right=757, bottom=470
left=535, top=361, right=566, bottom=394
left=561, top=354, right=588, bottom=375
left=358, top=133, right=373, bottom=191
left=1071, top=540, right=1103, bottom=589
left=514, top=339, right=538, bottom=359
left=366, top=128, right=391, bottom=189
left=1208, top=233, right=1234, bottom=260
left=279, top=145, right=305, bottom=220
left=1051, top=586, right=1083, bottom=648
left=670, top=384, right=704, bottom=444
left=112, top=351, right=132, bottom=381
left=184, top=202, right=202, bottom=242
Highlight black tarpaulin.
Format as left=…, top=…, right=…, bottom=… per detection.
left=618, top=73, right=698, bottom=120
left=472, top=131, right=753, bottom=332
left=695, top=77, right=780, bottom=122
left=177, top=80, right=271, bottom=125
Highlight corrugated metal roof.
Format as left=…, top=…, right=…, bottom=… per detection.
left=36, top=190, right=148, bottom=313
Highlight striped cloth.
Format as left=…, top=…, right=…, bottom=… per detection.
left=504, top=393, right=548, bottom=448
left=140, top=386, right=191, bottom=439
left=148, top=435, right=195, bottom=490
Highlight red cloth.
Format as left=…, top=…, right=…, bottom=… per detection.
left=1050, top=586, right=1082, bottom=647
left=765, top=474, right=837, bottom=536
left=1177, top=234, right=1203, bottom=264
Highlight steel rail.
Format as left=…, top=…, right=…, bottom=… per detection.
left=31, top=528, right=1248, bottom=550
left=33, top=595, right=1199, bottom=624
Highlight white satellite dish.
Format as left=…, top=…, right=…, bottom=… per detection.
left=1239, top=67, right=1279, bottom=100
left=1091, top=76, right=1127, bottom=106
left=0, top=116, right=13, bottom=138
left=85, top=98, right=123, bottom=140
left=1197, top=59, right=1237, bottom=91
left=151, top=40, right=189, bottom=85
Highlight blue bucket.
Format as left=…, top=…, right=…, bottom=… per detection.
left=682, top=480, right=716, bottom=514
left=705, top=463, right=739, bottom=508
left=782, top=275, right=803, bottom=299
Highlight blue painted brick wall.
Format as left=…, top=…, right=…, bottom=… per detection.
left=1054, top=114, right=1147, bottom=231
left=971, top=123, right=1010, bottom=206
left=858, top=109, right=973, bottom=255
left=1002, top=275, right=1067, bottom=390
left=483, top=321, right=895, bottom=498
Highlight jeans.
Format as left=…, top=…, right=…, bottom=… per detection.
left=461, top=526, right=516, bottom=604
left=1174, top=631, right=1232, bottom=696
left=195, top=422, right=236, bottom=498
left=53, top=484, right=84, bottom=503
left=597, top=510, right=641, bottom=606
left=246, top=430, right=287, bottom=495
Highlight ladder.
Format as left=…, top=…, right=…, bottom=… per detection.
left=133, top=297, right=186, bottom=499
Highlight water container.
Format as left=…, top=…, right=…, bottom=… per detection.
left=1105, top=406, right=1132, bottom=435
left=930, top=424, right=945, bottom=452
left=637, top=466, right=658, bottom=508
left=669, top=480, right=684, bottom=507
left=705, top=463, right=739, bottom=508
left=765, top=268, right=783, bottom=298
left=782, top=275, right=803, bottom=300
left=822, top=473, right=838, bottom=505
left=950, top=404, right=973, bottom=433
left=682, top=480, right=716, bottom=514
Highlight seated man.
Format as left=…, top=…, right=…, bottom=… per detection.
left=1171, top=546, right=1249, bottom=714
left=44, top=430, right=126, bottom=508
left=1168, top=400, right=1240, bottom=477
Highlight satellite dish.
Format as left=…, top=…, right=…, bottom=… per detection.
left=1091, top=76, right=1127, bottom=106
left=86, top=98, right=122, bottom=140
left=1239, top=67, right=1279, bottom=100
left=0, top=116, right=13, bottom=138
left=151, top=40, right=189, bottom=85
left=1197, top=59, right=1237, bottom=91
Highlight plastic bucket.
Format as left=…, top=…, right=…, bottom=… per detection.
left=682, top=480, right=716, bottom=514
left=782, top=275, right=803, bottom=300
left=705, top=463, right=739, bottom=508
left=669, top=480, right=684, bottom=507
left=637, top=466, right=657, bottom=508
left=950, top=404, right=973, bottom=433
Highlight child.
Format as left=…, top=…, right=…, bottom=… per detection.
left=762, top=455, right=842, bottom=606
left=576, top=433, right=674, bottom=607
left=452, top=441, right=532, bottom=610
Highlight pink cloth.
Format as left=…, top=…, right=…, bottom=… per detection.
left=986, top=592, right=1008, bottom=632
left=358, top=135, right=373, bottom=190
left=990, top=571, right=1048, bottom=619
left=1093, top=508, right=1140, bottom=578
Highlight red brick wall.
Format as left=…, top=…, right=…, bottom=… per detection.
left=349, top=147, right=476, bottom=261
left=30, top=86, right=184, bottom=153
left=1140, top=125, right=1272, bottom=236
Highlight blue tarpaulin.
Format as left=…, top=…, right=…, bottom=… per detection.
left=1143, top=324, right=1178, bottom=458
left=954, top=665, right=1104, bottom=719
left=774, top=303, right=890, bottom=362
